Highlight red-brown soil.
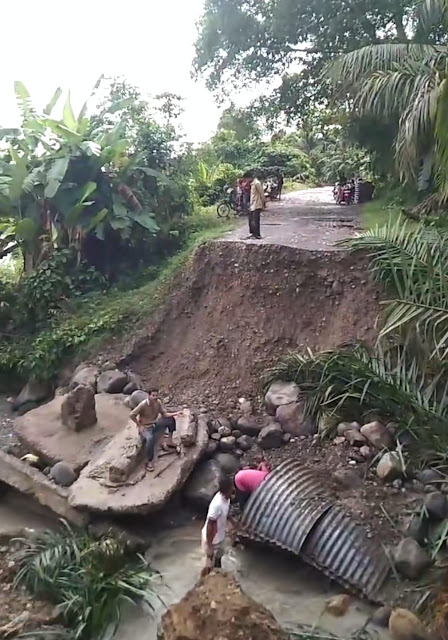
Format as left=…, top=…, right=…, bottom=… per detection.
left=105, top=241, right=380, bottom=405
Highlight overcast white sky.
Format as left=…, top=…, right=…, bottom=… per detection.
left=0, top=0, right=245, bottom=143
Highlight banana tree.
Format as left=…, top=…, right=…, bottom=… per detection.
left=0, top=80, right=160, bottom=273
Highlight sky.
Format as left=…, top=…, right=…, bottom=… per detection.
left=0, top=0, right=238, bottom=143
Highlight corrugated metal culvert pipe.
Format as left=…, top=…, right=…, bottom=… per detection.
left=239, top=460, right=390, bottom=602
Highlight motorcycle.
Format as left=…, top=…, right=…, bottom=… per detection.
left=217, top=188, right=245, bottom=218
left=334, top=182, right=354, bottom=205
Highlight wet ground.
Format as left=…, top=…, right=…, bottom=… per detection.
left=223, top=187, right=362, bottom=250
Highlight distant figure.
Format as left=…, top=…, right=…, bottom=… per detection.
left=277, top=172, right=284, bottom=200
left=234, top=460, right=271, bottom=510
left=239, top=172, right=252, bottom=212
left=130, top=388, right=182, bottom=472
left=249, top=171, right=265, bottom=239
left=201, top=475, right=234, bottom=575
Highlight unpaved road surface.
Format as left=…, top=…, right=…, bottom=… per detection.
left=223, top=187, right=362, bottom=251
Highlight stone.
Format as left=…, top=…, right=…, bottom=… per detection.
left=213, top=452, right=241, bottom=475
left=283, top=432, right=291, bottom=443
left=12, top=379, right=51, bottom=411
left=333, top=436, right=346, bottom=446
left=393, top=538, right=432, bottom=579
left=344, top=430, right=367, bottom=447
left=184, top=459, right=222, bottom=509
left=376, top=452, right=404, bottom=482
left=333, top=469, right=362, bottom=489
left=237, top=416, right=263, bottom=436
left=204, top=440, right=218, bottom=457
left=70, top=419, right=209, bottom=515
left=161, top=572, right=288, bottom=640
left=216, top=417, right=232, bottom=431
left=264, top=381, right=299, bottom=415
left=50, top=461, right=77, bottom=487
left=418, top=468, right=444, bottom=487
left=337, top=421, right=361, bottom=436
left=237, top=435, right=253, bottom=452
left=219, top=436, right=236, bottom=452
left=123, top=381, right=138, bottom=395
left=275, top=402, right=316, bottom=436
left=0, top=450, right=86, bottom=527
left=389, top=608, right=430, bottom=640
left=127, top=389, right=148, bottom=409
left=218, top=425, right=232, bottom=438
left=371, top=606, right=392, bottom=628
left=424, top=492, right=448, bottom=519
left=360, top=421, right=393, bottom=450
left=178, top=411, right=197, bottom=447
left=126, top=370, right=144, bottom=390
left=15, top=393, right=131, bottom=472
left=88, top=521, right=147, bottom=553
left=332, top=280, right=343, bottom=295
left=97, top=370, right=128, bottom=394
left=210, top=433, right=221, bottom=441
left=405, top=514, right=427, bottom=545
left=359, top=445, right=373, bottom=459
left=101, top=360, right=116, bottom=372
left=258, top=423, right=284, bottom=449
left=61, top=385, right=97, bottom=432
left=326, top=594, right=351, bottom=617
left=231, top=430, right=242, bottom=439
left=69, top=366, right=99, bottom=392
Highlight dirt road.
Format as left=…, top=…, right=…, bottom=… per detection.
left=223, top=186, right=362, bottom=251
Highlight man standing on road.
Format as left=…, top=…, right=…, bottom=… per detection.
left=248, top=171, right=265, bottom=239
left=201, top=475, right=233, bottom=575
left=130, top=388, right=182, bottom=472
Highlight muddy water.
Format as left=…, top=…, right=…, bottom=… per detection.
left=115, top=521, right=387, bottom=640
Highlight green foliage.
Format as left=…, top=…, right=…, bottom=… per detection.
left=264, top=344, right=448, bottom=450
left=0, top=211, right=234, bottom=381
left=14, top=522, right=158, bottom=640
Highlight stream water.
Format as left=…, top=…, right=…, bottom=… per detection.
left=0, top=493, right=386, bottom=640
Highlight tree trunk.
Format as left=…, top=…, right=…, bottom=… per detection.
left=24, top=251, right=34, bottom=275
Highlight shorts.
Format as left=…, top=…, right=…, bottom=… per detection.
left=201, top=536, right=226, bottom=569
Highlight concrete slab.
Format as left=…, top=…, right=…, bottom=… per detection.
left=0, top=450, right=87, bottom=526
left=69, top=416, right=208, bottom=515
left=15, top=393, right=130, bottom=471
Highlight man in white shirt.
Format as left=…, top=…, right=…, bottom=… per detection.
left=249, top=171, right=266, bottom=239
left=201, top=475, right=233, bottom=575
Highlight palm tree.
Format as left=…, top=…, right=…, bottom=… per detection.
left=327, top=0, right=448, bottom=202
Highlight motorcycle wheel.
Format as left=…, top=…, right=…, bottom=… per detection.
left=217, top=202, right=231, bottom=218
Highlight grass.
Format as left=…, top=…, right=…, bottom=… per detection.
left=283, top=180, right=309, bottom=193
left=0, top=208, right=236, bottom=381
left=361, top=198, right=403, bottom=230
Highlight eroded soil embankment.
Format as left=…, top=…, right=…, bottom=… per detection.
left=109, top=241, right=380, bottom=404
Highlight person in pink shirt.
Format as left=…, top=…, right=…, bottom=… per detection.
left=234, top=459, right=271, bottom=510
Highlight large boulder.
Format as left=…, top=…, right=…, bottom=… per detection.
left=126, top=390, right=148, bottom=410
left=219, top=436, right=236, bottom=452
left=213, top=452, right=241, bottom=475
left=61, top=385, right=97, bottom=431
left=237, top=435, right=253, bottom=451
left=264, top=381, right=299, bottom=415
left=393, top=538, right=433, bottom=579
left=50, top=461, right=77, bottom=487
left=237, top=416, right=263, bottom=436
left=97, top=370, right=128, bottom=394
left=161, top=572, right=288, bottom=640
left=12, top=380, right=51, bottom=411
left=377, top=452, right=404, bottom=482
left=275, top=402, right=316, bottom=436
left=184, top=459, right=222, bottom=509
left=258, top=423, right=283, bottom=449
left=69, top=366, right=99, bottom=392
left=360, top=421, right=393, bottom=450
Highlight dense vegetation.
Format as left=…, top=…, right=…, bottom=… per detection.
left=13, top=523, right=158, bottom=640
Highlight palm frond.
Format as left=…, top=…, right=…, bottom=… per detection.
left=263, top=344, right=448, bottom=449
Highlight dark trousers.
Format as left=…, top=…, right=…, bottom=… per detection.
left=141, top=417, right=175, bottom=462
left=235, top=487, right=250, bottom=511
left=248, top=209, right=261, bottom=237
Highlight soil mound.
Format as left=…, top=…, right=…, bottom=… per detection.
left=104, top=241, right=380, bottom=404
left=160, top=571, right=287, bottom=640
